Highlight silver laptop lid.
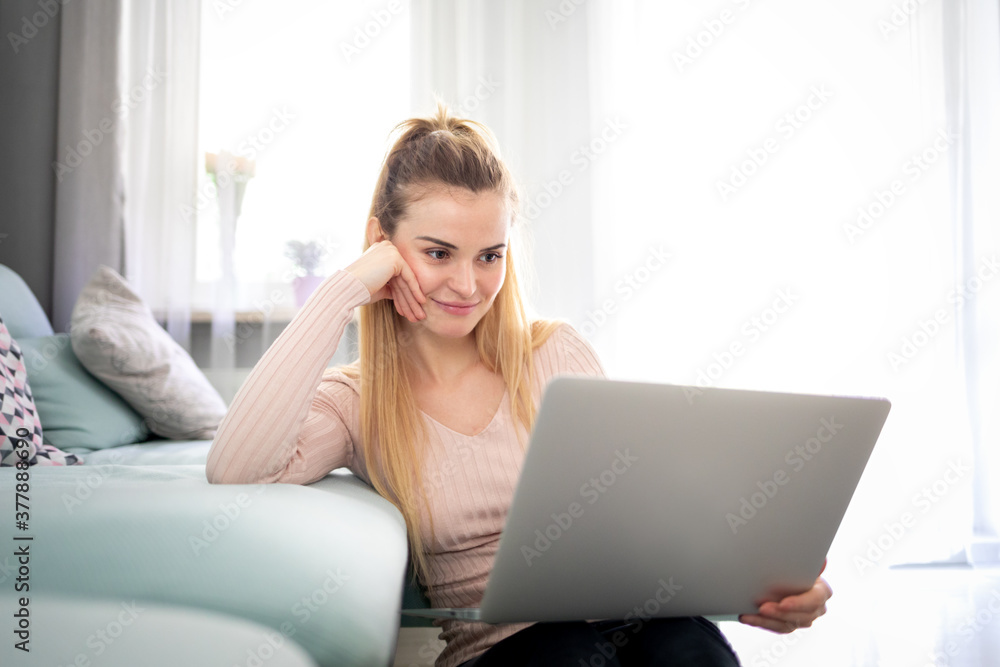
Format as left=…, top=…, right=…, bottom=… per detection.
left=480, top=377, right=890, bottom=623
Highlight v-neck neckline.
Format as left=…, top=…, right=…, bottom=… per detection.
left=420, top=387, right=508, bottom=438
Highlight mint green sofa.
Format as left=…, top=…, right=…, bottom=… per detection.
left=0, top=264, right=417, bottom=667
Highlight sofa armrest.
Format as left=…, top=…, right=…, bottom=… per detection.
left=0, top=465, right=408, bottom=667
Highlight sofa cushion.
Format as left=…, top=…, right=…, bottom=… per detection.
left=18, top=333, right=151, bottom=449
left=69, top=265, right=228, bottom=440
left=0, top=263, right=55, bottom=339
left=0, top=315, right=82, bottom=466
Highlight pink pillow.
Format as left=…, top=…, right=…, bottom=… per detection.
left=0, top=314, right=82, bottom=467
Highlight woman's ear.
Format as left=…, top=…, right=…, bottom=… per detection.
left=366, top=216, right=386, bottom=245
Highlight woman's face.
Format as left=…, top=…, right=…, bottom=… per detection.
left=389, top=186, right=509, bottom=340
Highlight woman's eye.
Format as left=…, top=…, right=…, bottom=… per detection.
left=426, top=250, right=503, bottom=263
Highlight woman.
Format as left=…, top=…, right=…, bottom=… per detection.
left=206, top=103, right=831, bottom=667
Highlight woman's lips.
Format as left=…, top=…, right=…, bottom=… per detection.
left=433, top=299, right=478, bottom=315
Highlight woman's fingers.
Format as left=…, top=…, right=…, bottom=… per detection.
left=399, top=263, right=427, bottom=308
left=343, top=239, right=426, bottom=320
left=738, top=612, right=818, bottom=634
left=739, top=576, right=832, bottom=634
left=395, top=265, right=426, bottom=319
left=389, top=281, right=416, bottom=322
left=390, top=277, right=425, bottom=322
left=392, top=276, right=424, bottom=321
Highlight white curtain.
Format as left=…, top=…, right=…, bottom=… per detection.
left=119, top=0, right=201, bottom=350
left=410, top=0, right=598, bottom=323
left=584, top=0, right=989, bottom=573
left=413, top=0, right=994, bottom=573
left=188, top=1, right=411, bottom=391
left=944, top=0, right=1000, bottom=564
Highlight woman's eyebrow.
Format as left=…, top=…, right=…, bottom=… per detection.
left=415, top=236, right=506, bottom=252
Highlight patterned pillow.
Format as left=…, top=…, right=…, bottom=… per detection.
left=0, top=314, right=82, bottom=467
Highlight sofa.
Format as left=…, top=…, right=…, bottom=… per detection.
left=0, top=263, right=433, bottom=666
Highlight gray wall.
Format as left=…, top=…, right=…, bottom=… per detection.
left=0, top=1, right=61, bottom=321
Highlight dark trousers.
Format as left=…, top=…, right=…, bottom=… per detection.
left=457, top=617, right=742, bottom=666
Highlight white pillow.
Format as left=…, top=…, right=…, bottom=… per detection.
left=69, top=265, right=227, bottom=440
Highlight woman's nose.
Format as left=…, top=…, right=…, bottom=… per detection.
left=450, top=261, right=476, bottom=297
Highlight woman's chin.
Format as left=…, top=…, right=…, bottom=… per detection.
left=418, top=313, right=480, bottom=339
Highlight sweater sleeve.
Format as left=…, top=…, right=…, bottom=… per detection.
left=205, top=269, right=372, bottom=485
left=555, top=323, right=608, bottom=379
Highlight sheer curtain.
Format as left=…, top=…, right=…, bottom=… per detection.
left=583, top=0, right=989, bottom=576
left=414, top=0, right=991, bottom=575
left=190, top=0, right=411, bottom=386
left=944, top=0, right=1000, bottom=564
left=119, top=0, right=201, bottom=350
left=410, top=0, right=598, bottom=323
left=119, top=1, right=411, bottom=395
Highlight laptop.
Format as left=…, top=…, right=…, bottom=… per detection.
left=402, top=376, right=891, bottom=624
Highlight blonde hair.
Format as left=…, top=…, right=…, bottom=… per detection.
left=337, top=102, right=564, bottom=589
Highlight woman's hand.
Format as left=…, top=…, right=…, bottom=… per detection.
left=344, top=233, right=427, bottom=323
left=738, top=559, right=832, bottom=633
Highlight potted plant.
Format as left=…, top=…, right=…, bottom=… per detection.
left=285, top=240, right=328, bottom=307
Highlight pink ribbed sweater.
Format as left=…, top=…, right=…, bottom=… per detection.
left=206, top=269, right=606, bottom=667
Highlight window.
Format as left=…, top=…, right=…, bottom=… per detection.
left=194, top=0, right=411, bottom=312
